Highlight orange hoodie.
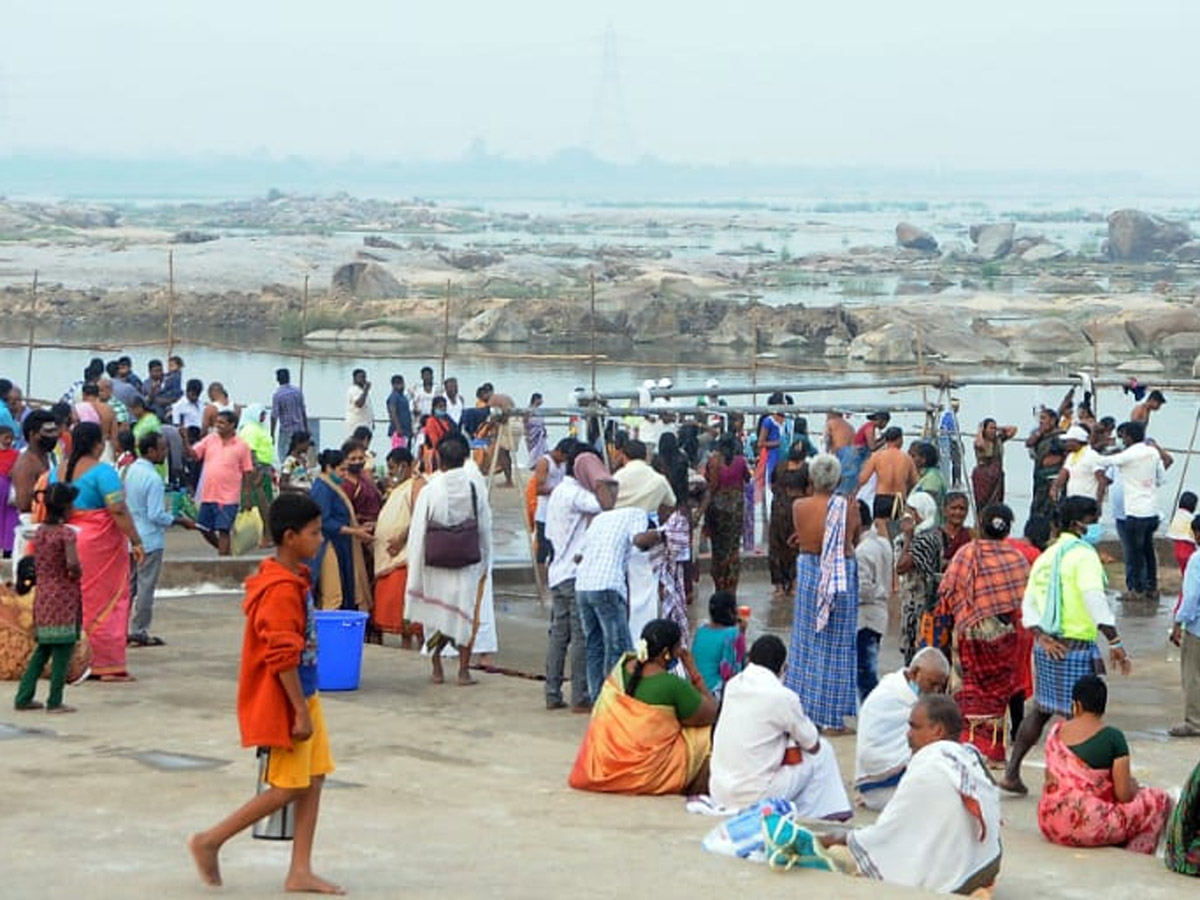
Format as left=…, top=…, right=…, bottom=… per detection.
left=237, top=558, right=311, bottom=749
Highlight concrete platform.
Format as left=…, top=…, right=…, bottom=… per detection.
left=2, top=567, right=1198, bottom=899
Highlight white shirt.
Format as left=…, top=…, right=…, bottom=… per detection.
left=171, top=397, right=204, bottom=431
left=346, top=384, right=374, bottom=433
left=545, top=477, right=602, bottom=588
left=709, top=663, right=820, bottom=809
left=614, top=459, right=674, bottom=513
left=1063, top=445, right=1105, bottom=499
left=1104, top=442, right=1163, bottom=518
left=855, top=529, right=893, bottom=635
left=409, top=384, right=439, bottom=418
left=444, top=393, right=465, bottom=426
left=534, top=455, right=566, bottom=524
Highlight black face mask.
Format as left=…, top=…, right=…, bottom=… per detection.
left=346, top=463, right=365, bottom=475
left=37, top=436, right=58, bottom=452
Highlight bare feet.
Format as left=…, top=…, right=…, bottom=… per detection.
left=46, top=704, right=77, bottom=714
left=430, top=656, right=445, bottom=684
left=14, top=700, right=44, bottom=711
left=456, top=673, right=479, bottom=686
left=996, top=775, right=1028, bottom=796
left=188, top=833, right=222, bottom=887
left=95, top=673, right=137, bottom=683
left=285, top=871, right=346, bottom=895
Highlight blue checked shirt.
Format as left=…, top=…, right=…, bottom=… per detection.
left=574, top=507, right=654, bottom=599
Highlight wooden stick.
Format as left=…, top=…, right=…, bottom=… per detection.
left=166, top=250, right=176, bottom=358
left=441, top=279, right=451, bottom=384
left=589, top=271, right=597, bottom=395
left=1173, top=402, right=1200, bottom=512
left=24, top=270, right=37, bottom=397
left=299, top=275, right=310, bottom=390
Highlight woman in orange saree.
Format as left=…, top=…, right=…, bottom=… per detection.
left=50, top=424, right=145, bottom=681
left=569, top=619, right=716, bottom=795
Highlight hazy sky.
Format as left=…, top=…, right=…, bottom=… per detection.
left=2, top=1, right=1194, bottom=174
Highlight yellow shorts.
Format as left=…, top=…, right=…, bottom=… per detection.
left=265, top=695, right=335, bottom=790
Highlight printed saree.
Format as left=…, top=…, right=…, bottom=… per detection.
left=1038, top=721, right=1172, bottom=855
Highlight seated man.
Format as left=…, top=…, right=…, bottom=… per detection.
left=709, top=635, right=851, bottom=820
left=854, top=647, right=950, bottom=811
left=824, top=695, right=1003, bottom=896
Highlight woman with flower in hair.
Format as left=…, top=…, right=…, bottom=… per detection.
left=569, top=619, right=717, bottom=795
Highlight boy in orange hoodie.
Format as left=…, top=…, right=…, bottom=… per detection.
left=189, top=492, right=344, bottom=895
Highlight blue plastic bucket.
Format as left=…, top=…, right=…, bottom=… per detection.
left=314, top=610, right=369, bottom=691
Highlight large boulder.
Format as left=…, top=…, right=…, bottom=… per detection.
left=1161, top=332, right=1200, bottom=361
left=847, top=323, right=917, bottom=365
left=1172, top=241, right=1200, bottom=263
left=457, top=306, right=530, bottom=343
left=1021, top=241, right=1067, bottom=263
left=707, top=307, right=757, bottom=346
left=1126, top=307, right=1200, bottom=349
left=629, top=300, right=680, bottom=343
left=895, top=222, right=939, bottom=253
left=1106, top=210, right=1192, bottom=261
left=969, top=223, right=1015, bottom=260
left=330, top=262, right=405, bottom=300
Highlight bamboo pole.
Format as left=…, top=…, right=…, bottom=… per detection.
left=24, top=270, right=37, bottom=397
left=589, top=271, right=597, bottom=395
left=1173, top=402, right=1200, bottom=512
left=299, top=275, right=310, bottom=390
left=441, top=279, right=451, bottom=384
left=751, top=304, right=759, bottom=408
left=166, top=250, right=176, bottom=358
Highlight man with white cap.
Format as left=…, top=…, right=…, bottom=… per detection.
left=1051, top=423, right=1108, bottom=503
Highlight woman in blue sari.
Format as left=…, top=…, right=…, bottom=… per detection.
left=309, top=449, right=372, bottom=611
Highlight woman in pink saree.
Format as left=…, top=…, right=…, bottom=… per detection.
left=1038, top=675, right=1172, bottom=854
left=50, top=424, right=145, bottom=681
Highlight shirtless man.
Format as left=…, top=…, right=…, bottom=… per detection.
left=857, top=426, right=918, bottom=518
left=824, top=411, right=855, bottom=454
left=1131, top=389, right=1166, bottom=427
left=11, top=410, right=58, bottom=514
left=825, top=411, right=861, bottom=496
left=81, top=381, right=119, bottom=456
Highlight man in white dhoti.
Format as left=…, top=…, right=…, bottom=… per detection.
left=854, top=647, right=950, bottom=811
left=406, top=434, right=493, bottom=685
left=825, top=694, right=1002, bottom=896
left=710, top=635, right=852, bottom=820
left=614, top=439, right=675, bottom=644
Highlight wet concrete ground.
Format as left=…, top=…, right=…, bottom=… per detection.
left=3, top=564, right=1198, bottom=899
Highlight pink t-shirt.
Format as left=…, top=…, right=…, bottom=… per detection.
left=192, top=433, right=253, bottom=505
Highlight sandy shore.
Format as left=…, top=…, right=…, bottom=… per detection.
left=2, top=565, right=1196, bottom=899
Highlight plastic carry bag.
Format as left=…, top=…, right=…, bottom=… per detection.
left=701, top=798, right=796, bottom=861
left=230, top=508, right=264, bottom=557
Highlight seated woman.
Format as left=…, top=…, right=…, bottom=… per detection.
left=569, top=619, right=717, bottom=796
left=690, top=591, right=745, bottom=698
left=1038, top=675, right=1173, bottom=854
left=1167, top=758, right=1200, bottom=876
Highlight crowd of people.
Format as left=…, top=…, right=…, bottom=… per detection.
left=3, top=355, right=1200, bottom=892
left=556, top=379, right=1200, bottom=892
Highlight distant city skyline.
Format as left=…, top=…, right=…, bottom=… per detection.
left=2, top=1, right=1196, bottom=179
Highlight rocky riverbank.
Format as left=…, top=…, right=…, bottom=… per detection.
left=3, top=194, right=1200, bottom=374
